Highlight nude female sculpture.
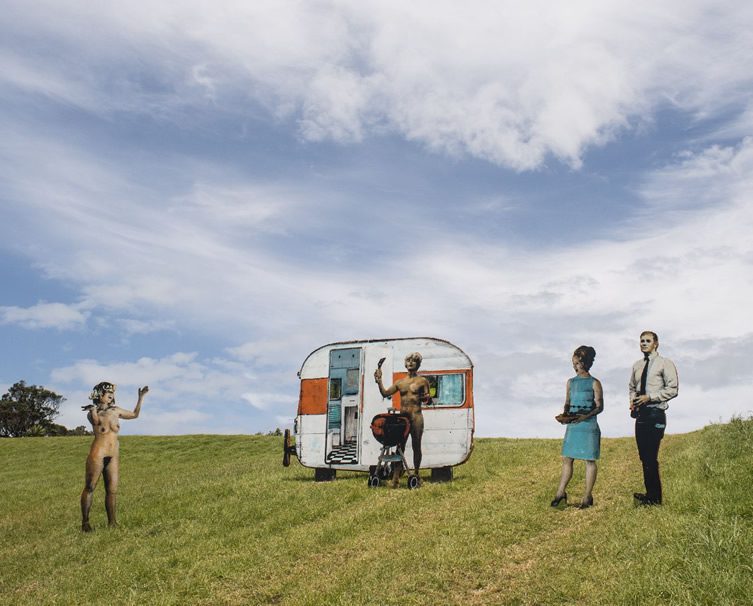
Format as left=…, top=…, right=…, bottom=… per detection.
left=80, top=382, right=148, bottom=532
left=374, top=352, right=431, bottom=487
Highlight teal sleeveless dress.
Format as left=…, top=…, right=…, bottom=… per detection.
left=561, top=376, right=601, bottom=460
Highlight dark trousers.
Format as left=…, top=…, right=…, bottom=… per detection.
left=635, top=408, right=666, bottom=503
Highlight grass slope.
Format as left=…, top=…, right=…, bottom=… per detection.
left=1, top=418, right=751, bottom=605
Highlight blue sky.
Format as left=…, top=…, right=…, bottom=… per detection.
left=1, top=1, right=752, bottom=437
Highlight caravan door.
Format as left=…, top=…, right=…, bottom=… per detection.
left=359, top=346, right=393, bottom=469
left=324, top=347, right=361, bottom=465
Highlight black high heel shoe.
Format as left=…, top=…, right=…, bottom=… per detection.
left=579, top=495, right=594, bottom=509
left=550, top=492, right=567, bottom=507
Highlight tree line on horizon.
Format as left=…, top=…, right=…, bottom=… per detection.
left=0, top=380, right=91, bottom=438
left=0, top=380, right=285, bottom=438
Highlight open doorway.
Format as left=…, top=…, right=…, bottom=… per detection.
left=325, top=348, right=360, bottom=465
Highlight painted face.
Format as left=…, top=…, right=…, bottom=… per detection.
left=640, top=334, right=658, bottom=355
left=572, top=355, right=585, bottom=373
left=100, top=389, right=115, bottom=406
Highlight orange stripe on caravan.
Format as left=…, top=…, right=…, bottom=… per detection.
left=298, top=378, right=328, bottom=415
left=391, top=370, right=473, bottom=410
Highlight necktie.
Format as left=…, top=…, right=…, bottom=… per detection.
left=639, top=355, right=650, bottom=395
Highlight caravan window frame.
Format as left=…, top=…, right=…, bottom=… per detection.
left=421, top=372, right=466, bottom=408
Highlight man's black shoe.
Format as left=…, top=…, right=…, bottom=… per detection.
left=634, top=492, right=661, bottom=506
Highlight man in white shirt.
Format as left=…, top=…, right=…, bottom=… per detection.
left=629, top=331, right=679, bottom=505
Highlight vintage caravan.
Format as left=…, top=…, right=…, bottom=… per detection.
left=283, top=337, right=474, bottom=482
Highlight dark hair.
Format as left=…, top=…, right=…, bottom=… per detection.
left=89, top=381, right=116, bottom=403
left=573, top=346, right=596, bottom=371
left=640, top=331, right=659, bottom=345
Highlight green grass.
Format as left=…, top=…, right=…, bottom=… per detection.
left=1, top=418, right=752, bottom=605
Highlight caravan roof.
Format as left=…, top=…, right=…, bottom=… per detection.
left=298, top=337, right=473, bottom=379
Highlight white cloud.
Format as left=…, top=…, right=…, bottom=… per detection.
left=55, top=387, right=217, bottom=436
left=133, top=408, right=213, bottom=436
left=300, top=65, right=370, bottom=142
left=51, top=352, right=204, bottom=387
left=241, top=391, right=291, bottom=411
left=3, top=1, right=753, bottom=169
left=476, top=140, right=753, bottom=435
left=0, top=302, right=88, bottom=330
left=115, top=318, right=176, bottom=336
left=4, top=131, right=752, bottom=436
left=0, top=49, right=99, bottom=111
left=50, top=352, right=299, bottom=435
left=178, top=182, right=298, bottom=234
left=10, top=135, right=753, bottom=437
left=2, top=1, right=753, bottom=438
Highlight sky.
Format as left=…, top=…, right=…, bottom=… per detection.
left=1, top=0, right=752, bottom=439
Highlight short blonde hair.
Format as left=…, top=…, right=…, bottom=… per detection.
left=405, top=352, right=423, bottom=367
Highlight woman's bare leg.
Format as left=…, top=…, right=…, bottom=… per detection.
left=103, top=456, right=119, bottom=527
left=584, top=460, right=597, bottom=500
left=410, top=413, right=424, bottom=473
left=556, top=457, right=574, bottom=497
left=81, top=456, right=103, bottom=532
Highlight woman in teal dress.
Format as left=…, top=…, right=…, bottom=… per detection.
left=551, top=345, right=604, bottom=509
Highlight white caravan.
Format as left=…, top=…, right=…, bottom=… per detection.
left=283, top=337, right=474, bottom=482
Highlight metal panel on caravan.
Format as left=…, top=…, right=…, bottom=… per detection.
left=359, top=345, right=392, bottom=470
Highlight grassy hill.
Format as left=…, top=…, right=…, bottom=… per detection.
left=1, top=417, right=751, bottom=605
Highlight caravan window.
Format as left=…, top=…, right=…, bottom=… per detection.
left=424, top=374, right=465, bottom=407
left=329, top=348, right=361, bottom=396
left=344, top=368, right=359, bottom=395
left=329, top=378, right=342, bottom=401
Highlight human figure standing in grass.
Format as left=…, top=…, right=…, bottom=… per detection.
left=80, top=382, right=148, bottom=532
left=374, top=352, right=431, bottom=488
left=551, top=346, right=604, bottom=509
left=629, top=331, right=678, bottom=506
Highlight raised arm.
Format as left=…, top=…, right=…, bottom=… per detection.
left=119, top=386, right=149, bottom=420
left=88, top=406, right=99, bottom=427
left=374, top=368, right=398, bottom=398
